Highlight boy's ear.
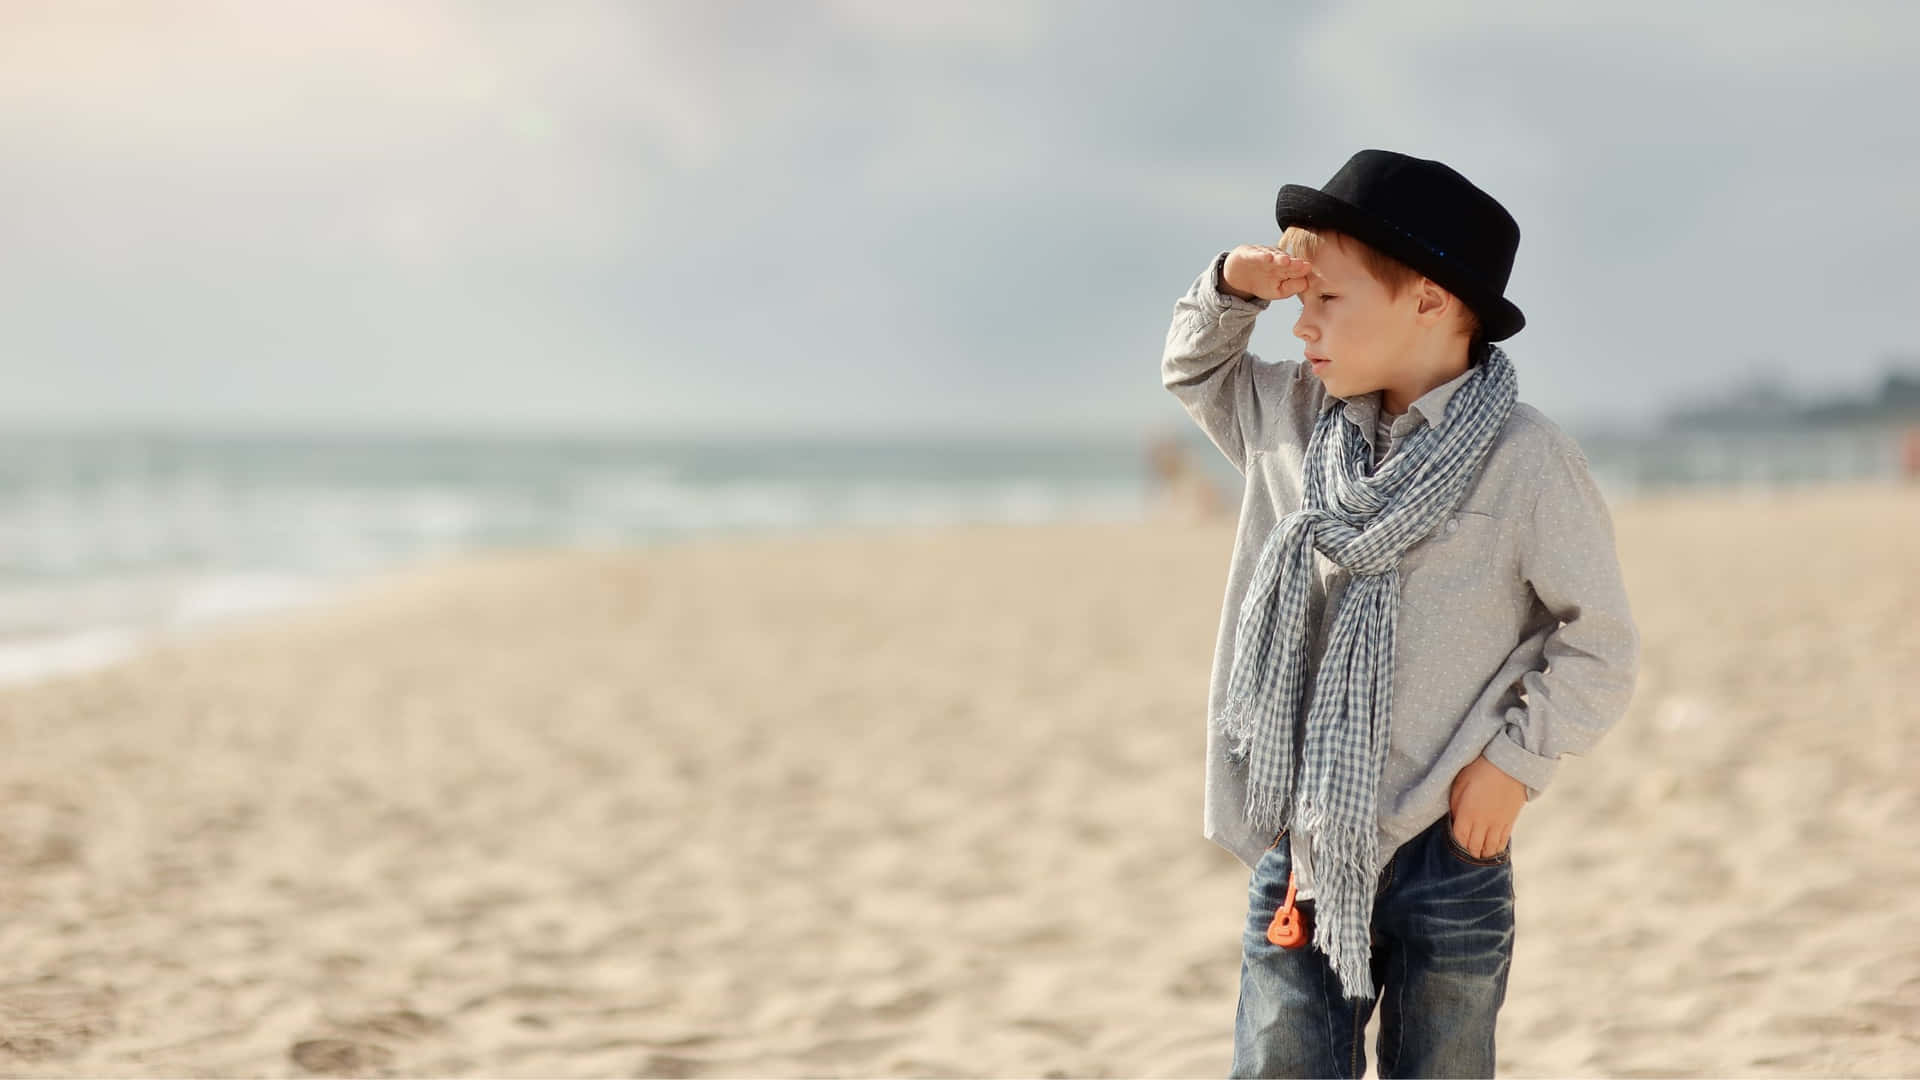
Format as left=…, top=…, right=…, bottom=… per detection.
left=1414, top=278, right=1455, bottom=325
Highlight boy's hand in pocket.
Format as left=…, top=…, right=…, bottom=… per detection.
left=1448, top=753, right=1526, bottom=859
left=1222, top=244, right=1314, bottom=302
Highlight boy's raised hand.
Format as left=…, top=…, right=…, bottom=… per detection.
left=1222, top=244, right=1313, bottom=302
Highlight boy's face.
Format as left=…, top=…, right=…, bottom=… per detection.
left=1288, top=233, right=1417, bottom=398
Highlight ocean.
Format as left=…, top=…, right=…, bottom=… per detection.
left=0, top=420, right=1909, bottom=688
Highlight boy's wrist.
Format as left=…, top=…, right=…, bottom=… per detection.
left=1481, top=726, right=1558, bottom=801
left=1217, top=267, right=1260, bottom=302
left=1210, top=252, right=1268, bottom=306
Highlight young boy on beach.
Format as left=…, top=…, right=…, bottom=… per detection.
left=1160, top=149, right=1641, bottom=1077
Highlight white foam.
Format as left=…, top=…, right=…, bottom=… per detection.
left=0, top=625, right=147, bottom=688
left=0, top=570, right=344, bottom=690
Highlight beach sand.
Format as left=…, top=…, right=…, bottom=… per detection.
left=0, top=481, right=1915, bottom=1077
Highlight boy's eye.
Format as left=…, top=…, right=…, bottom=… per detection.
left=1319, top=294, right=1336, bottom=301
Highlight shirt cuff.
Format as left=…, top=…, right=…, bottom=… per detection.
left=1481, top=724, right=1560, bottom=802
left=1200, top=250, right=1271, bottom=318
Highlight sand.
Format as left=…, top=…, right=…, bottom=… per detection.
left=0, top=481, right=1915, bottom=1078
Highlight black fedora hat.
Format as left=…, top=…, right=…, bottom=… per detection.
left=1275, top=149, right=1525, bottom=341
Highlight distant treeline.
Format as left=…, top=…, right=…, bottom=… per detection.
left=1660, top=364, right=1920, bottom=432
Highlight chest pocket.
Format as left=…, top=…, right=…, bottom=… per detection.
left=1397, top=509, right=1510, bottom=596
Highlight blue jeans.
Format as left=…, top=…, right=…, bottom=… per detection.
left=1230, top=812, right=1514, bottom=1078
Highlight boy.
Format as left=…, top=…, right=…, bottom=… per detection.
left=1159, top=149, right=1640, bottom=1077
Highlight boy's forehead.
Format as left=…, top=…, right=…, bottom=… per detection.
left=1303, top=237, right=1350, bottom=279
left=1283, top=231, right=1355, bottom=285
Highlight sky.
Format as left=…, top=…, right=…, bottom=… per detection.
left=1, top=0, right=1915, bottom=440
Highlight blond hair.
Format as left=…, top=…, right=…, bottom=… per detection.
left=1277, top=225, right=1483, bottom=347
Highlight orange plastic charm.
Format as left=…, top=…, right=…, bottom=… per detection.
left=1266, top=868, right=1311, bottom=948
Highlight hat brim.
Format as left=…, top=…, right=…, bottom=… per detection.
left=1275, top=184, right=1525, bottom=341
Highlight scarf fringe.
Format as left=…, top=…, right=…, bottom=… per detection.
left=1243, top=754, right=1291, bottom=834
left=1294, top=810, right=1380, bottom=1003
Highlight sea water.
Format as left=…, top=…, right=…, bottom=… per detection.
left=0, top=421, right=1906, bottom=687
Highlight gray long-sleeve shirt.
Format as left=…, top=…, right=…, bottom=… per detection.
left=1163, top=250, right=1641, bottom=894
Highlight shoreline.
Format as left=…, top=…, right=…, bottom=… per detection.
left=1, top=477, right=1910, bottom=696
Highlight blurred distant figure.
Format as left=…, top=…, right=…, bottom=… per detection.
left=1901, top=426, right=1920, bottom=483
left=1146, top=432, right=1230, bottom=521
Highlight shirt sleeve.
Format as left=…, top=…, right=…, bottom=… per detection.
left=1479, top=442, right=1643, bottom=800
left=1160, top=250, right=1302, bottom=474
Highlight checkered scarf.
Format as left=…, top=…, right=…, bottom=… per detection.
left=1215, top=342, right=1517, bottom=1002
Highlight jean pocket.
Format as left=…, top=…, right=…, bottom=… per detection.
left=1441, top=811, right=1511, bottom=867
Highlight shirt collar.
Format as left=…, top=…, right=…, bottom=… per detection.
left=1317, top=362, right=1478, bottom=435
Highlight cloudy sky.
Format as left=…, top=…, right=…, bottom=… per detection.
left=2, top=0, right=1914, bottom=440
